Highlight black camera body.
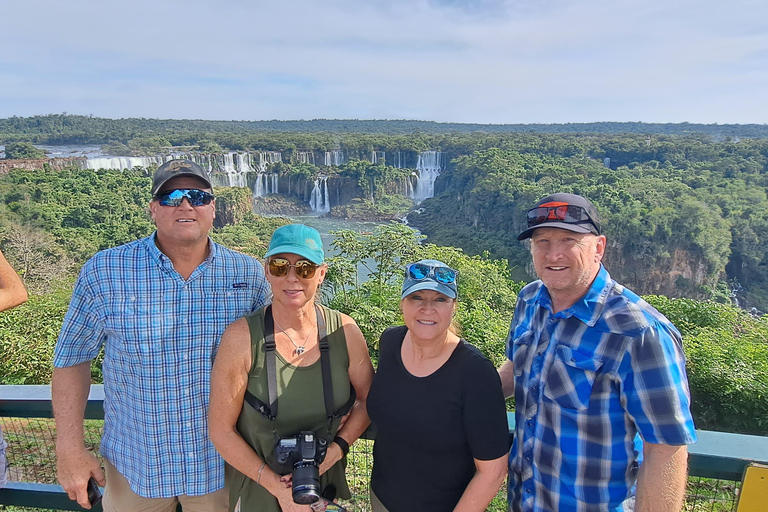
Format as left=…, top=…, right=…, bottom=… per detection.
left=274, top=431, right=328, bottom=504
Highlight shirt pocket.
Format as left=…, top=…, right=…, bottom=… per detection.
left=543, top=345, right=602, bottom=410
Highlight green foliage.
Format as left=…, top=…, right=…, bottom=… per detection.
left=213, top=186, right=255, bottom=227
left=329, top=196, right=413, bottom=221
left=210, top=216, right=290, bottom=257
left=0, top=283, right=104, bottom=384
left=4, top=142, right=46, bottom=159
left=646, top=296, right=768, bottom=435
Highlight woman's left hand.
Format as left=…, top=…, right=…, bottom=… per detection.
left=318, top=442, right=344, bottom=475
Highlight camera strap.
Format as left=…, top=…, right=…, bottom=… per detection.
left=243, top=305, right=356, bottom=425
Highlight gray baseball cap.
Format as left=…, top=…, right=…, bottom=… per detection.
left=401, top=259, right=458, bottom=299
left=151, top=159, right=212, bottom=196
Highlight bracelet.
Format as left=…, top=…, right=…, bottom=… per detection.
left=256, top=460, right=266, bottom=485
left=333, top=436, right=350, bottom=457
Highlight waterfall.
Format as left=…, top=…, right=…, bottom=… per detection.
left=324, top=150, right=344, bottom=166
left=257, top=151, right=282, bottom=172
left=371, top=150, right=385, bottom=164
left=413, top=151, right=443, bottom=202
left=83, top=155, right=167, bottom=170
left=309, top=177, right=330, bottom=213
left=253, top=173, right=280, bottom=198
left=394, top=151, right=407, bottom=169
left=295, top=151, right=315, bottom=165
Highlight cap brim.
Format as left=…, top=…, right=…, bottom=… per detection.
left=401, top=280, right=457, bottom=299
left=264, top=245, right=324, bottom=265
left=517, top=222, right=596, bottom=240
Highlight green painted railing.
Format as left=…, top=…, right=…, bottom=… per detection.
left=1, top=385, right=767, bottom=511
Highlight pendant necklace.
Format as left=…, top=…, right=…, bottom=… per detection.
left=274, top=319, right=316, bottom=356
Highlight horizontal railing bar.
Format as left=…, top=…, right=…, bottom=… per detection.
left=0, top=482, right=102, bottom=511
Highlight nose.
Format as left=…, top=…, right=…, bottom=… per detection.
left=178, top=197, right=195, bottom=210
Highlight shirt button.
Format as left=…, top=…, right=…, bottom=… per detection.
left=525, top=488, right=532, bottom=494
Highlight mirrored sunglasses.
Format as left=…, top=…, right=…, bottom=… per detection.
left=406, top=263, right=458, bottom=285
left=155, top=189, right=215, bottom=207
left=268, top=258, right=319, bottom=279
left=526, top=204, right=594, bottom=227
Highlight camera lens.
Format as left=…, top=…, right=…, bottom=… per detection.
left=292, top=462, right=322, bottom=504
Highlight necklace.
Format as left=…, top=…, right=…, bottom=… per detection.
left=273, top=318, right=316, bottom=356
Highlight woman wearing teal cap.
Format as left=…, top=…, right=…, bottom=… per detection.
left=210, top=224, right=374, bottom=512
left=366, top=259, right=509, bottom=512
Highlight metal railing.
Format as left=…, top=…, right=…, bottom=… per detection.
left=1, top=385, right=767, bottom=511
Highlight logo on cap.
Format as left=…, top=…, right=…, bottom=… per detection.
left=306, top=238, right=318, bottom=249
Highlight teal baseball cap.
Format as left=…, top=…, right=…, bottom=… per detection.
left=264, top=224, right=325, bottom=264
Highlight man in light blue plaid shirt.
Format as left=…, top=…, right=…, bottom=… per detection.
left=52, top=160, right=269, bottom=512
left=498, top=193, right=697, bottom=512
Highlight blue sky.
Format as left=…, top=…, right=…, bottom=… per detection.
left=2, top=0, right=767, bottom=124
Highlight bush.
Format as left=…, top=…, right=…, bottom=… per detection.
left=646, top=296, right=768, bottom=434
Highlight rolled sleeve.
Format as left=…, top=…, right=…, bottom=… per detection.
left=54, top=262, right=105, bottom=367
left=620, top=323, right=697, bottom=445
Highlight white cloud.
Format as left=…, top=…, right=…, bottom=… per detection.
left=2, top=0, right=767, bottom=122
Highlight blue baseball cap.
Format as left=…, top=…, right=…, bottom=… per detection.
left=264, top=224, right=324, bottom=264
left=401, top=259, right=458, bottom=299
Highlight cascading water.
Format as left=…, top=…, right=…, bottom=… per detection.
left=220, top=152, right=249, bottom=187
left=413, top=151, right=443, bottom=202
left=393, top=151, right=407, bottom=169
left=294, top=151, right=315, bottom=165
left=83, top=155, right=168, bottom=170
left=371, top=150, right=385, bottom=165
left=309, top=177, right=331, bottom=213
left=324, top=150, right=344, bottom=166
left=253, top=173, right=280, bottom=198
left=257, top=151, right=282, bottom=172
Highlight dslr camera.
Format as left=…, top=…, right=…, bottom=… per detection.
left=274, top=431, right=328, bottom=504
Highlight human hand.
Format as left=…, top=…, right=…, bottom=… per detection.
left=56, top=448, right=104, bottom=509
left=318, top=442, right=343, bottom=476
left=275, top=485, right=313, bottom=512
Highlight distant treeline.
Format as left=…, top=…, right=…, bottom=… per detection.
left=2, top=114, right=768, bottom=144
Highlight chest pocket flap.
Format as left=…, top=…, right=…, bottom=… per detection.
left=543, top=345, right=603, bottom=410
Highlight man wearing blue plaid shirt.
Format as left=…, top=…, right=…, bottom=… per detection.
left=52, top=160, right=270, bottom=512
left=498, top=193, right=697, bottom=512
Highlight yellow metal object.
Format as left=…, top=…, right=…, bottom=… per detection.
left=737, top=463, right=768, bottom=511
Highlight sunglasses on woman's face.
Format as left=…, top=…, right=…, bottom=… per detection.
left=406, top=263, right=458, bottom=284
left=268, top=258, right=319, bottom=279
left=154, top=189, right=215, bottom=207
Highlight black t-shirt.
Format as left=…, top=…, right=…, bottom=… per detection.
left=367, top=326, right=510, bottom=512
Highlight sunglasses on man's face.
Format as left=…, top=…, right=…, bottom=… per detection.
left=268, top=258, right=319, bottom=279
left=526, top=205, right=594, bottom=228
left=406, top=263, right=458, bottom=285
left=154, top=189, right=215, bottom=207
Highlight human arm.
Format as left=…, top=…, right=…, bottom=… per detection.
left=0, top=249, right=27, bottom=311
left=452, top=454, right=508, bottom=512
left=498, top=359, right=515, bottom=399
left=52, top=362, right=104, bottom=509
left=209, top=318, right=309, bottom=512
left=635, top=442, right=688, bottom=512
left=318, top=314, right=374, bottom=475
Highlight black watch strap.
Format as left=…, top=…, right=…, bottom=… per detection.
left=334, top=436, right=350, bottom=456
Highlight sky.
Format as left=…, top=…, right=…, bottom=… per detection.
left=2, top=0, right=767, bottom=124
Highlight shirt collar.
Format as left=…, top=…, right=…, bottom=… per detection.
left=143, top=233, right=217, bottom=272
left=532, top=265, right=613, bottom=326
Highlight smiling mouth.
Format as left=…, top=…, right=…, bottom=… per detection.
left=417, top=320, right=437, bottom=325
left=177, top=219, right=195, bottom=223
left=548, top=266, right=567, bottom=270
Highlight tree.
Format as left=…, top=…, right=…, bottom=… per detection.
left=4, top=142, right=45, bottom=159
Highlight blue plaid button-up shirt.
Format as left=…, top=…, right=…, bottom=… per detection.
left=507, top=265, right=696, bottom=512
left=54, top=234, right=270, bottom=498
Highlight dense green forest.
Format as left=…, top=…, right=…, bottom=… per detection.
left=1, top=114, right=768, bottom=145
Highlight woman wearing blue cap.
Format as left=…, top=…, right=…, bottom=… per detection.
left=366, top=260, right=510, bottom=512
left=210, top=224, right=374, bottom=512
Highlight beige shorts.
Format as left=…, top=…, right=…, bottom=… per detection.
left=102, top=459, right=228, bottom=512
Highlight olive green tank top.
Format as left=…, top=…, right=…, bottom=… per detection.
left=226, top=305, right=351, bottom=512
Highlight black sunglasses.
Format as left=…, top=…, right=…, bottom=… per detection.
left=154, top=189, right=215, bottom=207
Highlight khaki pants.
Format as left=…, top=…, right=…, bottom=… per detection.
left=102, top=460, right=228, bottom=512
left=370, top=488, right=390, bottom=512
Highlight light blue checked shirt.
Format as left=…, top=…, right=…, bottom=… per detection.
left=54, top=234, right=269, bottom=498
left=507, top=265, right=696, bottom=512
